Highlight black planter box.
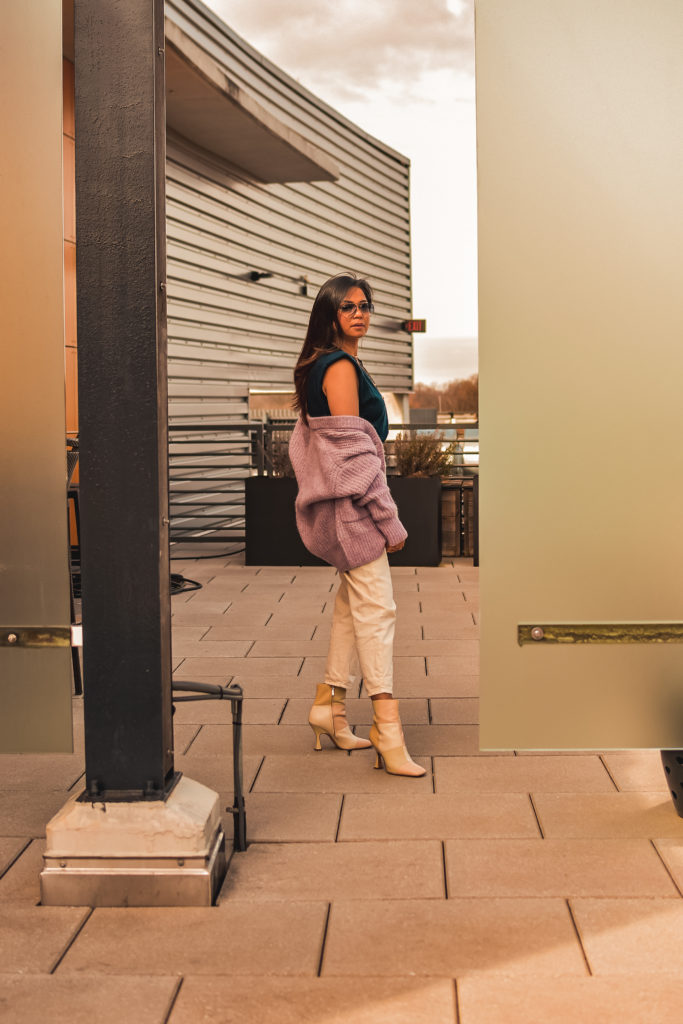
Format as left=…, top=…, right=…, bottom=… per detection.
left=387, top=476, right=442, bottom=567
left=245, top=474, right=442, bottom=568
left=245, top=476, right=326, bottom=566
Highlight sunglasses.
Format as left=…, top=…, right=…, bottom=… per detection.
left=338, top=301, right=374, bottom=316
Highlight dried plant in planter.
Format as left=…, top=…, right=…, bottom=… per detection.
left=391, top=431, right=459, bottom=477
left=266, top=436, right=296, bottom=477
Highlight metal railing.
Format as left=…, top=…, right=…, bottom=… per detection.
left=167, top=421, right=478, bottom=555
left=384, top=423, right=479, bottom=476
left=168, top=422, right=263, bottom=555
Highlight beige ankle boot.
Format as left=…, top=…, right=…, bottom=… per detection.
left=369, top=698, right=426, bottom=777
left=309, top=683, right=372, bottom=751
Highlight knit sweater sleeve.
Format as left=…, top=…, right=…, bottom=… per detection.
left=333, top=438, right=407, bottom=548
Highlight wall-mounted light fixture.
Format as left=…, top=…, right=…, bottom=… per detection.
left=240, top=269, right=311, bottom=295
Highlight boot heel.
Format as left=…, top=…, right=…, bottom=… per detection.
left=374, top=752, right=384, bottom=770
left=311, top=724, right=324, bottom=751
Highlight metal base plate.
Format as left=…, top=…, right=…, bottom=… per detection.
left=41, top=828, right=226, bottom=907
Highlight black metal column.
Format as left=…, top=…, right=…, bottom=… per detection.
left=75, top=0, right=174, bottom=799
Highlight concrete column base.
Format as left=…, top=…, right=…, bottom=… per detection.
left=40, top=775, right=226, bottom=907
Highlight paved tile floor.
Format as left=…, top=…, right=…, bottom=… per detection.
left=2, top=556, right=683, bottom=1022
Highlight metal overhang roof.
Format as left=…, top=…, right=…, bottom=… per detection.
left=164, top=19, right=339, bottom=184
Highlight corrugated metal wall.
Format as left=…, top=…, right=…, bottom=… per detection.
left=165, top=0, right=414, bottom=427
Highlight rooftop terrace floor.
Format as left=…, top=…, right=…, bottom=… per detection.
left=2, top=556, right=683, bottom=1022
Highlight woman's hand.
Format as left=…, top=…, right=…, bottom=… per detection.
left=386, top=539, right=406, bottom=553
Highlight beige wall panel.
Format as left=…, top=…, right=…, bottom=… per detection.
left=65, top=343, right=78, bottom=435
left=476, top=0, right=683, bottom=748
left=0, top=1, right=72, bottom=752
left=62, top=134, right=75, bottom=244
left=64, top=241, right=77, bottom=348
left=62, top=58, right=75, bottom=138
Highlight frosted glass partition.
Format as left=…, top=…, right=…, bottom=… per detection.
left=476, top=0, right=683, bottom=747
left=0, top=2, right=73, bottom=752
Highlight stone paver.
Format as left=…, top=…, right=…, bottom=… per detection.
left=423, top=623, right=480, bottom=639
left=173, top=754, right=263, bottom=793
left=170, top=608, right=237, bottom=625
left=403, top=725, right=485, bottom=756
left=323, top=899, right=587, bottom=977
left=206, top=611, right=273, bottom=627
left=299, top=656, right=427, bottom=685
left=457, top=976, right=683, bottom=1024
left=0, top=838, right=45, bottom=904
left=170, top=625, right=211, bottom=641
left=172, top=697, right=286, bottom=725
left=652, top=839, right=683, bottom=893
left=247, top=640, right=331, bottom=658
left=0, top=754, right=85, bottom=791
left=0, top=976, right=179, bottom=1024
left=228, top=675, right=320, bottom=698
left=169, top=976, right=457, bottom=1024
left=397, top=673, right=479, bottom=697
left=431, top=697, right=479, bottom=724
left=602, top=750, right=669, bottom=792
left=171, top=639, right=253, bottom=658
left=252, top=753, right=433, bottom=794
left=533, top=794, right=683, bottom=838
left=570, top=898, right=683, bottom=974
left=392, top=638, right=469, bottom=655
left=0, top=906, right=89, bottom=973
left=265, top=603, right=332, bottom=618
left=427, top=655, right=479, bottom=675
left=0, top=837, right=29, bottom=875
left=221, top=841, right=444, bottom=901
left=443, top=838, right=678, bottom=898
left=205, top=623, right=317, bottom=640
left=0, top=791, right=78, bottom=837
left=339, top=793, right=540, bottom=840
left=58, top=904, right=328, bottom=977
left=434, top=755, right=616, bottom=793
left=177, top=656, right=302, bottom=677
left=188, top=724, right=323, bottom=756
left=173, top=724, right=202, bottom=756
left=172, top=600, right=232, bottom=616
left=236, top=794, right=342, bottom=842
left=4, top=554, right=683, bottom=1020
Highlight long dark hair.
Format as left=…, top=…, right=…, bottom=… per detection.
left=293, top=273, right=373, bottom=421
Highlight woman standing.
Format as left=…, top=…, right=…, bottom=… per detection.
left=289, top=273, right=425, bottom=778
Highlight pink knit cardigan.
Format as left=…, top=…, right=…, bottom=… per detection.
left=289, top=414, right=407, bottom=572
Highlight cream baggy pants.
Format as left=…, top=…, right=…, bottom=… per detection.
left=323, top=550, right=396, bottom=697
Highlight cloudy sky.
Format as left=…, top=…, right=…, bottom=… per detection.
left=204, top=0, right=478, bottom=385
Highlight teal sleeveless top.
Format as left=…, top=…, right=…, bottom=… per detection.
left=307, top=350, right=389, bottom=442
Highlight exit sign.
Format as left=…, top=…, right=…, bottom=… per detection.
left=402, top=319, right=426, bottom=333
